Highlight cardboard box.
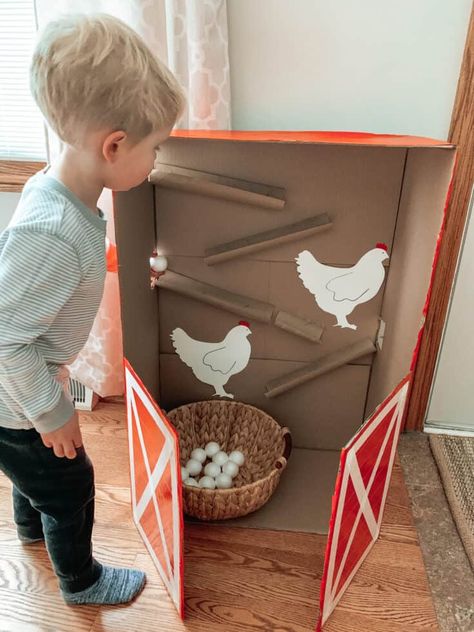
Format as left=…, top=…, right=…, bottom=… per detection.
left=114, top=131, right=455, bottom=626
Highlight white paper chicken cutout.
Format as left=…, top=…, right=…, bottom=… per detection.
left=171, top=321, right=252, bottom=398
left=296, top=243, right=389, bottom=330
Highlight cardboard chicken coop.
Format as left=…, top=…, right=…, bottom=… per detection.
left=114, top=130, right=455, bottom=628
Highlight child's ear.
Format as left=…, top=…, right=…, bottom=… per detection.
left=102, top=130, right=127, bottom=163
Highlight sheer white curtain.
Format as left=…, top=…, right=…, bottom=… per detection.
left=34, top=0, right=231, bottom=396
left=164, top=0, right=231, bottom=128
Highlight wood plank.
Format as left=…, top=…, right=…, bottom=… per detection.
left=0, top=588, right=98, bottom=632
left=150, top=163, right=286, bottom=210
left=406, top=5, right=474, bottom=430
left=205, top=214, right=332, bottom=265
left=0, top=160, right=46, bottom=192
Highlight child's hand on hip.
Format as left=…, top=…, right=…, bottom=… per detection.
left=40, top=411, right=83, bottom=459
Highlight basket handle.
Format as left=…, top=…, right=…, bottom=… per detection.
left=275, top=427, right=292, bottom=470
left=282, top=426, right=292, bottom=460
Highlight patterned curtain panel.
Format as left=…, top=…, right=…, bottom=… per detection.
left=165, top=0, right=231, bottom=128
left=34, top=0, right=232, bottom=396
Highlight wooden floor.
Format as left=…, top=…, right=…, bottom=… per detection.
left=0, top=400, right=439, bottom=632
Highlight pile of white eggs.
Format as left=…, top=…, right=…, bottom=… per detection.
left=181, top=441, right=245, bottom=490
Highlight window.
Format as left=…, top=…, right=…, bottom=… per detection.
left=0, top=0, right=47, bottom=160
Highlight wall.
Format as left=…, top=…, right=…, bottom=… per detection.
left=426, top=187, right=474, bottom=432
left=227, top=1, right=474, bottom=433
left=0, top=193, right=20, bottom=231
left=227, top=0, right=471, bottom=138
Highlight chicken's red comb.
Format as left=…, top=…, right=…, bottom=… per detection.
left=239, top=320, right=250, bottom=328
left=376, top=242, right=388, bottom=252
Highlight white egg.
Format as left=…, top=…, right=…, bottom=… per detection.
left=149, top=254, right=168, bottom=272
left=222, top=460, right=239, bottom=478
left=186, top=458, right=202, bottom=477
left=204, top=462, right=221, bottom=478
left=212, top=451, right=229, bottom=467
left=199, top=476, right=216, bottom=489
left=184, top=478, right=199, bottom=487
left=205, top=441, right=220, bottom=457
left=215, top=473, right=233, bottom=489
left=229, top=450, right=245, bottom=466
left=190, top=448, right=207, bottom=464
left=181, top=466, right=189, bottom=481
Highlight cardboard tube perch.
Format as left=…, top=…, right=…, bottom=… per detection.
left=159, top=271, right=275, bottom=323
left=264, top=338, right=376, bottom=398
left=205, top=214, right=332, bottom=265
left=158, top=271, right=324, bottom=342
left=274, top=310, right=323, bottom=343
left=150, top=164, right=286, bottom=210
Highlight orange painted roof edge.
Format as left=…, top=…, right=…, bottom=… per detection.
left=170, top=129, right=453, bottom=148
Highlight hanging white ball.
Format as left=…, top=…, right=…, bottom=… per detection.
left=222, top=460, right=239, bottom=478
left=181, top=466, right=189, bottom=481
left=229, top=450, right=245, bottom=466
left=184, top=478, right=199, bottom=487
left=199, top=476, right=216, bottom=489
left=186, top=459, right=202, bottom=477
left=212, top=451, right=229, bottom=467
left=215, top=473, right=233, bottom=489
left=190, top=448, right=207, bottom=464
left=150, top=254, right=168, bottom=272
left=205, top=441, right=220, bottom=458
left=204, top=462, right=221, bottom=478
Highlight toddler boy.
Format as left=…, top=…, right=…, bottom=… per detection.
left=0, top=13, right=184, bottom=605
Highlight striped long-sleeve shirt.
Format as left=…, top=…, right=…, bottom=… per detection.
left=0, top=167, right=107, bottom=433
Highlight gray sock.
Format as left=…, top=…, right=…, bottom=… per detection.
left=62, top=565, right=146, bottom=605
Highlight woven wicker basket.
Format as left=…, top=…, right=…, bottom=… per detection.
left=167, top=400, right=292, bottom=521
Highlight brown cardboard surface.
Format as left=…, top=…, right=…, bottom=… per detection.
left=268, top=261, right=384, bottom=355
left=150, top=163, right=286, bottom=209
left=160, top=354, right=370, bottom=450
left=265, top=338, right=376, bottom=398
left=366, top=148, right=456, bottom=415
left=184, top=447, right=340, bottom=534
left=158, top=269, right=324, bottom=342
left=154, top=140, right=406, bottom=264
left=114, top=181, right=160, bottom=399
left=158, top=269, right=275, bottom=323
left=204, top=213, right=332, bottom=264
left=272, top=309, right=324, bottom=343
left=158, top=256, right=383, bottom=363
left=114, top=139, right=456, bottom=515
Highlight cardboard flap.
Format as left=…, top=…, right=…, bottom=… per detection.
left=171, top=129, right=451, bottom=147
left=124, top=359, right=185, bottom=619
left=317, top=375, right=411, bottom=630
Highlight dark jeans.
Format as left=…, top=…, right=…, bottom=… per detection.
left=0, top=426, right=102, bottom=592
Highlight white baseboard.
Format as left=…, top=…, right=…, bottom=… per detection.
left=424, top=425, right=474, bottom=438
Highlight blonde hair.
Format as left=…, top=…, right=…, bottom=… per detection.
left=30, top=13, right=185, bottom=146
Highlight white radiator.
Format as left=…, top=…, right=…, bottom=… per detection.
left=68, top=378, right=99, bottom=411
